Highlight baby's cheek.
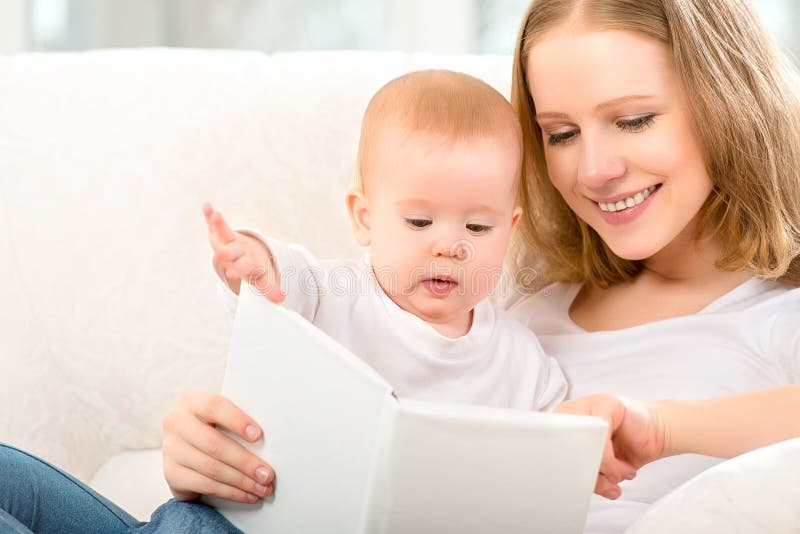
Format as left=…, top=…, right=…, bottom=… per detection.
left=466, top=263, right=504, bottom=301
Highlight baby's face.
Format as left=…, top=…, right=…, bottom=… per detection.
left=357, top=126, right=522, bottom=333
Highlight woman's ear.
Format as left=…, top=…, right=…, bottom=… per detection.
left=346, top=188, right=371, bottom=246
left=510, top=206, right=523, bottom=230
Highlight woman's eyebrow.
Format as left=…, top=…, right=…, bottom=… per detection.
left=595, top=94, right=657, bottom=111
left=535, top=94, right=657, bottom=122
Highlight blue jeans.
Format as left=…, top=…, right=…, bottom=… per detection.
left=0, top=444, right=242, bottom=533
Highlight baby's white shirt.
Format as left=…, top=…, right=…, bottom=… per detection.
left=215, top=233, right=567, bottom=411
left=508, top=278, right=800, bottom=533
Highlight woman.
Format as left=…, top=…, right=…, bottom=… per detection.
left=2, top=0, right=798, bottom=532
left=507, top=0, right=800, bottom=530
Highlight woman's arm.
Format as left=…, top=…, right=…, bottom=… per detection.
left=654, top=384, right=800, bottom=458
left=557, top=385, right=800, bottom=498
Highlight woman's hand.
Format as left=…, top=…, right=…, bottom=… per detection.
left=202, top=202, right=283, bottom=302
left=162, top=390, right=276, bottom=503
left=556, top=394, right=665, bottom=500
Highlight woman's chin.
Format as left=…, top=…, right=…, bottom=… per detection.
left=605, top=242, right=660, bottom=262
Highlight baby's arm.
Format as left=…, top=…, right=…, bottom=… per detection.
left=203, top=202, right=283, bottom=303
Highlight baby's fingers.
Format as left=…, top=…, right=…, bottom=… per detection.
left=214, top=242, right=246, bottom=265
left=229, top=258, right=284, bottom=303
left=202, top=202, right=238, bottom=245
left=202, top=202, right=214, bottom=222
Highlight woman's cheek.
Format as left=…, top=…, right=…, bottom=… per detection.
left=545, top=153, right=574, bottom=196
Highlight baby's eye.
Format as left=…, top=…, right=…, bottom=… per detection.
left=405, top=218, right=432, bottom=229
left=466, top=223, right=492, bottom=234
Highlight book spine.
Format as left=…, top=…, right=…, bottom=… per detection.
left=355, top=394, right=398, bottom=534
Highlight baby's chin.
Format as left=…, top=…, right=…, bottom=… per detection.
left=406, top=296, right=477, bottom=328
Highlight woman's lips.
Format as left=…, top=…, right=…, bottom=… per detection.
left=595, top=184, right=662, bottom=226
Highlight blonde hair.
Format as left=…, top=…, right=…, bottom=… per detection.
left=357, top=70, right=522, bottom=189
left=510, top=0, right=800, bottom=290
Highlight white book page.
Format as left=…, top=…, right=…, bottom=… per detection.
left=208, top=285, right=394, bottom=534
left=364, top=399, right=607, bottom=534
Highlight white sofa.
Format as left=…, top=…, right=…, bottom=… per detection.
left=1, top=48, right=798, bottom=531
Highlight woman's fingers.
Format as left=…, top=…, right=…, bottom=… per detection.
left=162, top=392, right=275, bottom=502
left=556, top=394, right=638, bottom=495
left=163, top=427, right=274, bottom=500
left=164, top=460, right=264, bottom=504
left=595, top=473, right=622, bottom=500
left=180, top=391, right=262, bottom=443
left=181, top=410, right=274, bottom=484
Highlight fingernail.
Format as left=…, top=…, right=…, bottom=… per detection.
left=256, top=466, right=270, bottom=484
left=255, top=483, right=268, bottom=495
left=245, top=425, right=259, bottom=440
left=246, top=493, right=259, bottom=502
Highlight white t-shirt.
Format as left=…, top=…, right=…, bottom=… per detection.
left=216, top=235, right=567, bottom=411
left=507, top=278, right=800, bottom=533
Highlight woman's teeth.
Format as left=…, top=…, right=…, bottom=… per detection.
left=598, top=185, right=657, bottom=212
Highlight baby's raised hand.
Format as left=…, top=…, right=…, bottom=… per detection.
left=202, top=202, right=284, bottom=302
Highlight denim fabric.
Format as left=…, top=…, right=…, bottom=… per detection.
left=0, top=443, right=138, bottom=533
left=128, top=500, right=244, bottom=534
left=0, top=444, right=242, bottom=534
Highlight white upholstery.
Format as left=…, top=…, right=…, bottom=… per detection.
left=1, top=48, right=797, bottom=528
left=626, top=438, right=800, bottom=533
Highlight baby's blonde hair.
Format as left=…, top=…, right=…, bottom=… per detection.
left=510, top=0, right=800, bottom=289
left=357, top=70, right=522, bottom=190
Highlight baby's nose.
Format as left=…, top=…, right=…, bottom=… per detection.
left=432, top=239, right=473, bottom=262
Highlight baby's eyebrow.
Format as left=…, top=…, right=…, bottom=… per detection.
left=395, top=198, right=504, bottom=217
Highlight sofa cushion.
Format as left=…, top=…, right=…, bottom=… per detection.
left=625, top=438, right=800, bottom=533
left=89, top=448, right=173, bottom=522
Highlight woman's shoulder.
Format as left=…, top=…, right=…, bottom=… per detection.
left=703, top=277, right=800, bottom=315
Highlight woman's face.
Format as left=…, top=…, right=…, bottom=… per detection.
left=527, top=27, right=713, bottom=261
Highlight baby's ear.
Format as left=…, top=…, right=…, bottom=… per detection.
left=346, top=188, right=371, bottom=246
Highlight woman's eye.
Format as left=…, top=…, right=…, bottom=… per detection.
left=405, top=218, right=432, bottom=229
left=466, top=223, right=492, bottom=234
left=547, top=130, right=577, bottom=146
left=617, top=114, right=656, bottom=132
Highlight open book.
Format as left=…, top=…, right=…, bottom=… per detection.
left=207, top=284, right=607, bottom=534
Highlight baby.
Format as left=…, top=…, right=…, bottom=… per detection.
left=204, top=70, right=566, bottom=411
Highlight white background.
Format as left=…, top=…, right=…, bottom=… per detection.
left=2, top=0, right=798, bottom=61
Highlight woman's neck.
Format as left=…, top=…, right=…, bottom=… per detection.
left=641, top=218, right=731, bottom=284
left=570, top=222, right=753, bottom=331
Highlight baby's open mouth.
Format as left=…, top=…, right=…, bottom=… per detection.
left=422, top=277, right=458, bottom=295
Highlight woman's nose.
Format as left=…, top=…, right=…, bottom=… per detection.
left=576, top=130, right=626, bottom=188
